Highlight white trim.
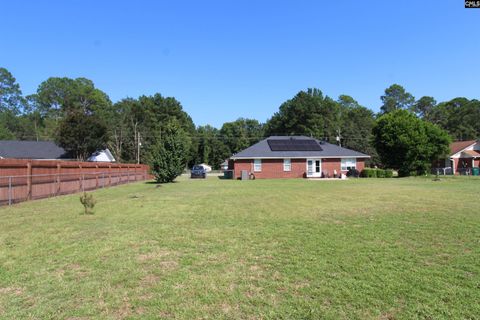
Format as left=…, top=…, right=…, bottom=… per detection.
left=450, top=141, right=478, bottom=158
left=253, top=159, right=262, bottom=172
left=341, top=158, right=356, bottom=171
left=306, top=158, right=322, bottom=177
left=231, top=155, right=370, bottom=160
left=283, top=158, right=291, bottom=172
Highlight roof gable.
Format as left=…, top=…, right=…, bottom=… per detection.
left=450, top=140, right=477, bottom=155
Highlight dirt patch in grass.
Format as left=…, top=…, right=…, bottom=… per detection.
left=137, top=249, right=175, bottom=262
left=140, top=274, right=159, bottom=287
left=112, top=296, right=132, bottom=320
left=157, top=260, right=179, bottom=270
left=0, top=287, right=24, bottom=296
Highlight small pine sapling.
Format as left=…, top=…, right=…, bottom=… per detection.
left=80, top=192, right=96, bottom=215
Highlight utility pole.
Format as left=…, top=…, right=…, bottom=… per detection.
left=336, top=129, right=342, bottom=147
left=137, top=132, right=141, bottom=164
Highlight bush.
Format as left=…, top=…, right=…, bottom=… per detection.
left=347, top=168, right=360, bottom=178
left=376, top=169, right=386, bottom=178
left=361, top=168, right=394, bottom=178
left=149, top=122, right=189, bottom=183
left=79, top=192, right=96, bottom=215
left=385, top=169, right=393, bottom=178
left=361, top=168, right=377, bottom=178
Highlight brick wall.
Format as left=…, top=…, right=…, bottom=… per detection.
left=355, top=159, right=366, bottom=173
left=232, top=158, right=366, bottom=179
left=322, top=158, right=341, bottom=177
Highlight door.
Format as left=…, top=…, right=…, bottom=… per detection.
left=307, top=159, right=322, bottom=177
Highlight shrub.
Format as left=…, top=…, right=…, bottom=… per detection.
left=80, top=192, right=96, bottom=215
left=361, top=168, right=394, bottom=178
left=149, top=122, right=189, bottom=183
left=361, top=168, right=377, bottom=178
left=384, top=169, right=393, bottom=178
left=347, top=168, right=360, bottom=178
left=376, top=169, right=386, bottom=178
left=360, top=168, right=368, bottom=177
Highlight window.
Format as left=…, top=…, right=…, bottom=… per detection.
left=254, top=159, right=262, bottom=172
left=341, top=158, right=356, bottom=171
left=283, top=159, right=291, bottom=171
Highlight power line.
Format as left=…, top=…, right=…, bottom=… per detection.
left=14, top=133, right=373, bottom=141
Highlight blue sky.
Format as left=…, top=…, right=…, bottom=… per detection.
left=1, top=1, right=479, bottom=127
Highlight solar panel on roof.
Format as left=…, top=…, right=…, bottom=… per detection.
left=267, top=139, right=322, bottom=151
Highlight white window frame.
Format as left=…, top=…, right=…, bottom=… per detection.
left=341, top=158, right=356, bottom=171
left=253, top=159, right=262, bottom=172
left=283, top=159, right=291, bottom=172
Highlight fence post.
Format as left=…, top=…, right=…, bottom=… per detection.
left=78, top=163, right=82, bottom=192
left=56, top=163, right=61, bottom=195
left=26, top=162, right=32, bottom=200
left=108, top=165, right=112, bottom=186
left=8, top=176, right=12, bottom=206
left=95, top=165, right=99, bottom=189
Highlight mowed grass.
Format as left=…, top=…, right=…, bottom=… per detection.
left=0, top=177, right=479, bottom=319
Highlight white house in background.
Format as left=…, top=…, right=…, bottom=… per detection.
left=199, top=163, right=212, bottom=172
left=87, top=149, right=116, bottom=162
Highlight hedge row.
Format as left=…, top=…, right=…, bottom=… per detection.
left=360, top=168, right=394, bottom=178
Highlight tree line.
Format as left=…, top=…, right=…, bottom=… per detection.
left=1, top=67, right=478, bottom=178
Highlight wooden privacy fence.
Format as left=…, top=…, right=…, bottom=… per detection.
left=0, top=159, right=150, bottom=206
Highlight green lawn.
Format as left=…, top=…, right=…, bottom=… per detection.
left=0, top=177, right=479, bottom=319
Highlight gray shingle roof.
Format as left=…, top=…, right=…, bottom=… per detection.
left=231, top=136, right=370, bottom=159
left=0, top=141, right=71, bottom=160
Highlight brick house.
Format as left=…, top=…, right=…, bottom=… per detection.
left=434, top=140, right=480, bottom=175
left=228, top=136, right=370, bottom=179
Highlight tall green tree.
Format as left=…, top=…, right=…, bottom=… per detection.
left=0, top=67, right=25, bottom=114
left=220, top=118, right=264, bottom=155
left=264, top=89, right=339, bottom=142
left=149, top=121, right=189, bottom=183
left=372, top=110, right=451, bottom=176
left=30, top=77, right=113, bottom=159
left=0, top=67, right=26, bottom=139
left=34, top=77, right=112, bottom=118
left=337, top=95, right=378, bottom=163
left=195, top=125, right=230, bottom=169
left=427, top=98, right=480, bottom=141
left=56, top=111, right=108, bottom=160
left=411, top=96, right=437, bottom=119
left=137, top=94, right=196, bottom=165
left=107, top=98, right=141, bottom=162
left=380, top=84, right=415, bottom=114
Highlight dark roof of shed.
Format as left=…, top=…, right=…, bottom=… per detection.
left=0, top=141, right=71, bottom=160
left=230, top=136, right=370, bottom=159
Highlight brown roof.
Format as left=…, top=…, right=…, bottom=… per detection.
left=461, top=150, right=480, bottom=158
left=450, top=140, right=477, bottom=155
